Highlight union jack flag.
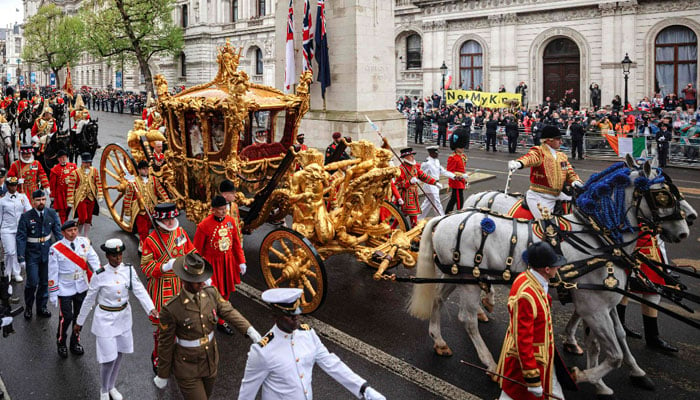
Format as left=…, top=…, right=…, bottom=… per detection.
left=315, top=0, right=331, bottom=99
left=302, top=0, right=314, bottom=73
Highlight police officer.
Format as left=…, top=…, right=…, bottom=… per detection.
left=0, top=177, right=31, bottom=282
left=16, top=189, right=63, bottom=320
left=48, top=220, right=100, bottom=358
left=656, top=124, right=672, bottom=168
left=153, top=252, right=262, bottom=399
left=238, top=288, right=386, bottom=400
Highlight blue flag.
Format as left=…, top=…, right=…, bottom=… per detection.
left=315, top=0, right=331, bottom=99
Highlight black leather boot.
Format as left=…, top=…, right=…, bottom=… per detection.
left=643, top=315, right=678, bottom=353
left=57, top=340, right=68, bottom=358
left=617, top=304, right=642, bottom=339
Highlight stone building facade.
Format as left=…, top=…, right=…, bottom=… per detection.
left=395, top=0, right=700, bottom=108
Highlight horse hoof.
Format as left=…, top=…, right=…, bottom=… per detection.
left=477, top=312, right=490, bottom=323
left=563, top=342, right=584, bottom=355
left=433, top=344, right=453, bottom=357
left=630, top=375, right=655, bottom=391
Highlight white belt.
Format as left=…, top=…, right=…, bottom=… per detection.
left=59, top=270, right=84, bottom=281
left=27, top=234, right=52, bottom=243
left=176, top=331, right=214, bottom=348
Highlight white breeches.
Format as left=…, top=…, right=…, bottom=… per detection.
left=526, top=190, right=571, bottom=220
left=1, top=232, right=20, bottom=276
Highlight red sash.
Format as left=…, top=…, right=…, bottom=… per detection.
left=54, top=242, right=93, bottom=281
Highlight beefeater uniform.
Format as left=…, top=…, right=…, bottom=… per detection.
left=8, top=158, right=50, bottom=198
left=496, top=269, right=569, bottom=400
left=158, top=286, right=253, bottom=399
left=48, top=234, right=100, bottom=355
left=67, top=165, right=103, bottom=231
left=123, top=175, right=169, bottom=249
left=141, top=216, right=195, bottom=372
left=50, top=161, right=77, bottom=223
left=194, top=214, right=245, bottom=298
left=517, top=144, right=580, bottom=219
left=396, top=163, right=436, bottom=226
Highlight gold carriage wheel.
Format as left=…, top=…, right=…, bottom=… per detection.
left=100, top=143, right=137, bottom=233
left=379, top=199, right=410, bottom=233
left=259, top=227, right=326, bottom=314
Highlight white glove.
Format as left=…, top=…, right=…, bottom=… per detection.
left=1, top=317, right=12, bottom=328
left=508, top=160, right=522, bottom=171
left=44, top=187, right=51, bottom=197
left=363, top=387, right=386, bottom=400
left=19, top=261, right=26, bottom=270
left=162, top=259, right=175, bottom=272
left=204, top=278, right=212, bottom=286
left=153, top=376, right=168, bottom=389
left=572, top=180, right=584, bottom=189
left=49, top=296, right=58, bottom=308
left=7, top=285, right=11, bottom=295
left=409, top=177, right=419, bottom=184
left=397, top=198, right=404, bottom=206
left=435, top=182, right=443, bottom=190
left=527, top=385, right=543, bottom=398
left=247, top=326, right=262, bottom=342
left=17, top=178, right=24, bottom=184
left=658, top=136, right=666, bottom=142
left=239, top=263, right=247, bottom=276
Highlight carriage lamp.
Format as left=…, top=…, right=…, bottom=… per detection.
left=621, top=53, right=633, bottom=107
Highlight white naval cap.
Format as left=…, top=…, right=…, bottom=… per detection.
left=261, top=288, right=303, bottom=315
left=100, top=238, right=126, bottom=254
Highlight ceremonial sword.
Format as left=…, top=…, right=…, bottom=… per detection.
left=504, top=167, right=515, bottom=195
left=365, top=115, right=443, bottom=215
left=460, top=360, right=563, bottom=400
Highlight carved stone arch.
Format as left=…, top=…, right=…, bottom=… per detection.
left=243, top=42, right=264, bottom=67
left=529, top=27, right=590, bottom=107
left=451, top=33, right=489, bottom=90
left=395, top=28, right=424, bottom=73
left=394, top=25, right=424, bottom=41
left=644, top=18, right=700, bottom=97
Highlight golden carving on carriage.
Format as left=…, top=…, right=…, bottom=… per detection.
left=100, top=40, right=424, bottom=313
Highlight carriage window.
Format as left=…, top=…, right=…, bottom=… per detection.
left=272, top=110, right=286, bottom=143
left=184, top=111, right=205, bottom=159
left=208, top=111, right=226, bottom=153
left=252, top=110, right=271, bottom=143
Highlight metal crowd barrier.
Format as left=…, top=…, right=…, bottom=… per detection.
left=405, top=120, right=700, bottom=167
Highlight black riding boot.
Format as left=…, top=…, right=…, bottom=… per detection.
left=643, top=315, right=678, bottom=352
left=617, top=304, right=642, bottom=339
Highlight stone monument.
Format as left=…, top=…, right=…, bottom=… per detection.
left=275, top=0, right=406, bottom=150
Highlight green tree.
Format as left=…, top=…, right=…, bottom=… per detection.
left=22, top=4, right=85, bottom=89
left=80, top=0, right=184, bottom=94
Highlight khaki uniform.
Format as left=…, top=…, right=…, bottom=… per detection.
left=157, top=286, right=252, bottom=399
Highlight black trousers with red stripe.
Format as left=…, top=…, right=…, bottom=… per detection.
left=57, top=291, right=86, bottom=345
left=445, top=188, right=464, bottom=213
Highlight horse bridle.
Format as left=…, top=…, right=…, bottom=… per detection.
left=633, top=181, right=685, bottom=233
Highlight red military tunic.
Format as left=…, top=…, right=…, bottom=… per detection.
left=634, top=233, right=666, bottom=292
left=17, top=99, right=29, bottom=114
left=140, top=227, right=196, bottom=318
left=70, top=110, right=91, bottom=129
left=8, top=159, right=49, bottom=197
left=447, top=152, right=468, bottom=189
left=31, top=118, right=57, bottom=140
left=49, top=162, right=77, bottom=223
left=0, top=96, right=12, bottom=109
left=517, top=144, right=580, bottom=196
left=497, top=270, right=555, bottom=400
left=153, top=151, right=166, bottom=168
left=193, top=214, right=245, bottom=298
left=396, top=163, right=436, bottom=216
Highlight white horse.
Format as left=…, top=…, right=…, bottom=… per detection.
left=0, top=121, right=13, bottom=168
left=408, top=160, right=691, bottom=398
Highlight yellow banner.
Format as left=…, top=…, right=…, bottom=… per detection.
left=446, top=90, right=521, bottom=108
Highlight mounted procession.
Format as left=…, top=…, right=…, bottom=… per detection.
left=99, top=40, right=423, bottom=315
left=85, top=42, right=700, bottom=399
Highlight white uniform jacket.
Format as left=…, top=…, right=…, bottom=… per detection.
left=420, top=157, right=455, bottom=194
left=238, top=324, right=366, bottom=400
left=76, top=262, right=154, bottom=338
left=0, top=192, right=31, bottom=234
left=48, top=237, right=100, bottom=299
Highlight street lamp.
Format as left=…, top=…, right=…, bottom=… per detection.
left=440, top=61, right=448, bottom=105
left=621, top=53, right=632, bottom=107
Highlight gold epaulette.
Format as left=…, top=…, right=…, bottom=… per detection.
left=299, top=323, right=310, bottom=331
left=258, top=331, right=274, bottom=347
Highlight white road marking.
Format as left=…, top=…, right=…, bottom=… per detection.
left=235, top=282, right=482, bottom=400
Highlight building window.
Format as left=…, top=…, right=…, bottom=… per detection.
left=180, top=52, right=187, bottom=77
left=655, top=25, right=697, bottom=96
left=257, top=0, right=265, bottom=17
left=255, top=48, right=263, bottom=75
left=459, top=40, right=483, bottom=90
left=406, top=34, right=421, bottom=69
left=232, top=0, right=238, bottom=22
left=182, top=5, right=188, bottom=28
